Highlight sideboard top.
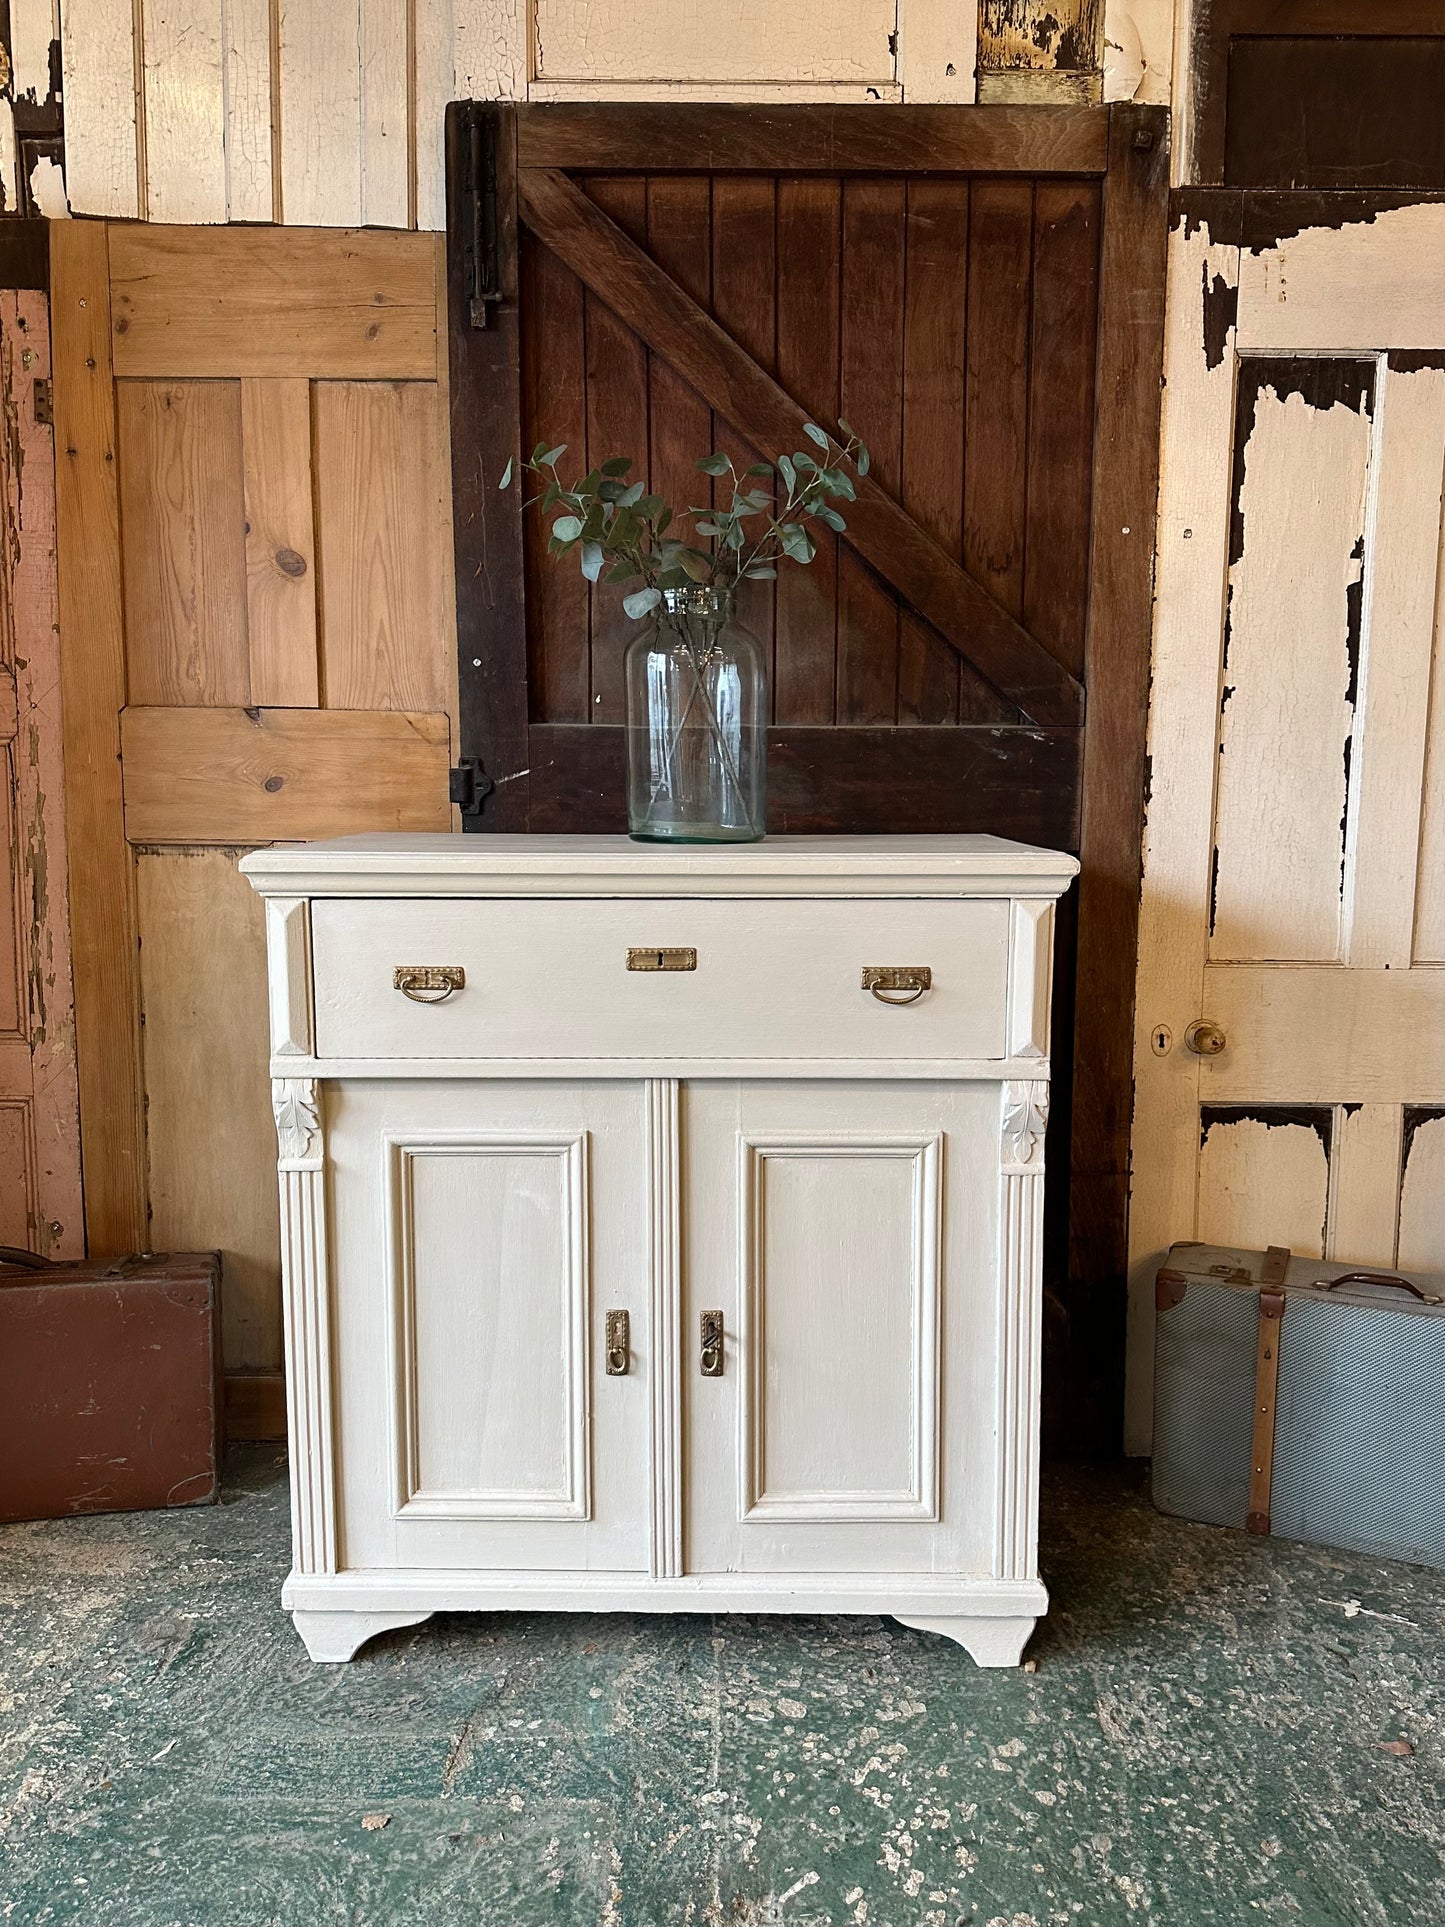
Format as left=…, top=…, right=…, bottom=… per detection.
left=240, top=834, right=1078, bottom=900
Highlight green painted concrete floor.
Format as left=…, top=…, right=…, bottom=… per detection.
left=2, top=1452, right=1442, bottom=1927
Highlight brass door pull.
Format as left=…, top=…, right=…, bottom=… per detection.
left=605, top=1310, right=630, bottom=1375
left=862, top=965, right=932, bottom=1005
left=700, top=1310, right=724, bottom=1377
left=394, top=965, right=465, bottom=1003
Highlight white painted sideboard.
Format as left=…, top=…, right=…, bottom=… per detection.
left=241, top=834, right=1077, bottom=1667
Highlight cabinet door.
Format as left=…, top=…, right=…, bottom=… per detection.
left=684, top=1081, right=1003, bottom=1576
left=329, top=1079, right=651, bottom=1572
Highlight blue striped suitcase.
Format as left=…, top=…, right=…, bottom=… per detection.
left=1152, top=1242, right=1445, bottom=1567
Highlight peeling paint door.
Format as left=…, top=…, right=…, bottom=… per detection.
left=1127, top=200, right=1445, bottom=1450
left=0, top=291, right=83, bottom=1258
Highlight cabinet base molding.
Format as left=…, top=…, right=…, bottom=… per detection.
left=291, top=1608, right=433, bottom=1664
left=892, top=1613, right=1037, bottom=1668
left=282, top=1571, right=1048, bottom=1667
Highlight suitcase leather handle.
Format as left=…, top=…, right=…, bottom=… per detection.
left=1315, top=1270, right=1442, bottom=1306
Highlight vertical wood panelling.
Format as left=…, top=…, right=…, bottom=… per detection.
left=241, top=378, right=320, bottom=707
left=117, top=379, right=251, bottom=706
left=225, top=0, right=277, bottom=222
left=710, top=176, right=777, bottom=667
left=1397, top=1110, right=1445, bottom=1271
left=583, top=175, right=652, bottom=725
left=773, top=175, right=840, bottom=725
left=1023, top=179, right=1099, bottom=677
left=1415, top=535, right=1445, bottom=963
left=361, top=0, right=411, bottom=229
left=1211, top=362, right=1374, bottom=964
left=964, top=179, right=1033, bottom=620
left=51, top=222, right=148, bottom=1254
left=1329, top=1103, right=1405, bottom=1266
left=521, top=236, right=590, bottom=723
left=142, top=0, right=228, bottom=222
left=314, top=379, right=451, bottom=711
left=837, top=176, right=905, bottom=725
left=1344, top=362, right=1445, bottom=967
left=138, top=850, right=281, bottom=1370
left=413, top=0, right=456, bottom=232
left=280, top=0, right=363, bottom=225
left=61, top=0, right=142, bottom=217
left=898, top=178, right=966, bottom=726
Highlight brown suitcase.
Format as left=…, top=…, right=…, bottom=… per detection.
left=0, top=1250, right=222, bottom=1521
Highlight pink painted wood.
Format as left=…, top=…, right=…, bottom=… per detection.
left=0, top=290, right=84, bottom=1257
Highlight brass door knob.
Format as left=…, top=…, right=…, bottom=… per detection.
left=1184, top=1019, right=1227, bottom=1056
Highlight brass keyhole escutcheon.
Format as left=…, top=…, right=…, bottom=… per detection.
left=605, top=1309, right=630, bottom=1376
left=1184, top=1019, right=1227, bottom=1057
left=700, top=1310, right=724, bottom=1377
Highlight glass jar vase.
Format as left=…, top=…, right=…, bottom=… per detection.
left=624, top=585, right=766, bottom=842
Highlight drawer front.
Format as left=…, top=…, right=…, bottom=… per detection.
left=310, top=897, right=1011, bottom=1062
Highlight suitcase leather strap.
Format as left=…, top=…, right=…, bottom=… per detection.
left=1247, top=1246, right=1291, bottom=1535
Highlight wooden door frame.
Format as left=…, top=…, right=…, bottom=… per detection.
left=446, top=101, right=1169, bottom=1451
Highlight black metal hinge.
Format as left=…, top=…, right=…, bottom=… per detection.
left=449, top=758, right=495, bottom=819
left=32, top=378, right=52, bottom=425
left=461, top=107, right=502, bottom=330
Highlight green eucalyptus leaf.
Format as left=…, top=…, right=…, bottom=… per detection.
left=623, top=586, right=662, bottom=618
left=656, top=506, right=672, bottom=534
left=793, top=451, right=817, bottom=473
left=694, top=519, right=725, bottom=539
left=743, top=565, right=777, bottom=579
left=679, top=548, right=711, bottom=581
left=803, top=421, right=830, bottom=450
left=696, top=452, right=731, bottom=477
left=617, top=480, right=646, bottom=508
left=856, top=445, right=870, bottom=476
left=725, top=522, right=745, bottom=550
left=541, top=444, right=567, bottom=467
left=838, top=417, right=854, bottom=439
left=600, top=455, right=633, bottom=476
left=605, top=559, right=638, bottom=584
left=552, top=514, right=583, bottom=542
left=499, top=456, right=515, bottom=490
left=777, top=453, right=796, bottom=494
left=817, top=506, right=846, bottom=532
left=580, top=541, right=606, bottom=583
left=743, top=461, right=774, bottom=478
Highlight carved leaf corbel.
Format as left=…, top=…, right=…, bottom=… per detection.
left=1002, top=1081, right=1049, bottom=1170
left=273, top=1079, right=320, bottom=1163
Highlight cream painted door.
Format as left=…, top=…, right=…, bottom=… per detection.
left=1128, top=202, right=1445, bottom=1451
left=329, top=1079, right=652, bottom=1571
left=683, top=1080, right=1002, bottom=1578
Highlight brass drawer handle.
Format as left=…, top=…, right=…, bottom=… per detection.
left=700, top=1310, right=724, bottom=1377
left=393, top=965, right=465, bottom=1003
left=862, top=965, right=932, bottom=1006
left=627, top=947, right=697, bottom=972
left=605, top=1310, right=630, bottom=1375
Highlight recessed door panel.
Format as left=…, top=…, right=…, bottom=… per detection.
left=330, top=1079, right=650, bottom=1572
left=740, top=1136, right=939, bottom=1520
left=685, top=1080, right=1000, bottom=1576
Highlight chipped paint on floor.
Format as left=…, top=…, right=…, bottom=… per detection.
left=1, top=1452, right=1442, bottom=1925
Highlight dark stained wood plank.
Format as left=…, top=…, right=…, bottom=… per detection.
left=516, top=104, right=1110, bottom=175
left=447, top=103, right=529, bottom=826
left=710, top=175, right=777, bottom=673
left=521, top=232, right=589, bottom=722
left=964, top=178, right=1034, bottom=624
left=518, top=166, right=1083, bottom=725
left=1225, top=35, right=1444, bottom=190
left=837, top=177, right=906, bottom=726
left=1024, top=178, right=1100, bottom=678
left=581, top=175, right=649, bottom=725
left=1067, top=102, right=1169, bottom=1447
left=526, top=722, right=1081, bottom=845
left=644, top=174, right=714, bottom=582
left=774, top=176, right=840, bottom=726
left=900, top=177, right=965, bottom=726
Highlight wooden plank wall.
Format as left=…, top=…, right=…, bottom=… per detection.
left=45, top=0, right=1175, bottom=225
left=51, top=222, right=458, bottom=1422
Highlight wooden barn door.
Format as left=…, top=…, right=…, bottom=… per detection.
left=447, top=103, right=1169, bottom=1449
left=1128, top=193, right=1445, bottom=1450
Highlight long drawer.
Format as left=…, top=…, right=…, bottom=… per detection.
left=310, top=897, right=1011, bottom=1062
